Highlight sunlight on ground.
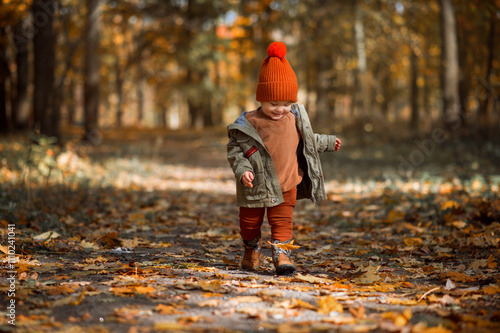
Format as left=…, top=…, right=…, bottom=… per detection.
left=3, top=145, right=498, bottom=200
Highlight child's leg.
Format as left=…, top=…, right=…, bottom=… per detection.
left=239, top=207, right=265, bottom=241
left=239, top=207, right=265, bottom=269
left=267, top=188, right=297, bottom=275
left=267, top=188, right=297, bottom=241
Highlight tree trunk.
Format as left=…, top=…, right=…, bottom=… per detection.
left=115, top=54, right=123, bottom=128
left=0, top=27, right=8, bottom=134
left=439, top=0, right=461, bottom=130
left=33, top=0, right=58, bottom=139
left=13, top=19, right=30, bottom=130
left=160, top=105, right=168, bottom=128
left=66, top=78, right=76, bottom=125
left=136, top=22, right=145, bottom=126
left=203, top=101, right=213, bottom=127
left=137, top=69, right=144, bottom=126
left=479, top=11, right=495, bottom=126
left=354, top=0, right=370, bottom=121
left=84, top=0, right=102, bottom=142
left=410, top=48, right=419, bottom=133
left=314, top=52, right=333, bottom=127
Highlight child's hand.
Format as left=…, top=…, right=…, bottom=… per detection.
left=241, top=171, right=254, bottom=188
left=335, top=138, right=342, bottom=151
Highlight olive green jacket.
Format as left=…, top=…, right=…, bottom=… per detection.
left=227, top=104, right=337, bottom=208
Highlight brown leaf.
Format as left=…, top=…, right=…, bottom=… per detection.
left=52, top=290, right=85, bottom=307
left=352, top=265, right=381, bottom=284
left=46, top=285, right=79, bottom=296
left=100, top=232, right=121, bottom=247
left=222, top=256, right=239, bottom=266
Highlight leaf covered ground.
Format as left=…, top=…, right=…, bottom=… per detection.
left=0, top=127, right=500, bottom=333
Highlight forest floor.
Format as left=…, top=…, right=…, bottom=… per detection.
left=0, top=125, right=500, bottom=332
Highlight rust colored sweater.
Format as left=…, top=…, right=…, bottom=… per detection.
left=245, top=109, right=303, bottom=193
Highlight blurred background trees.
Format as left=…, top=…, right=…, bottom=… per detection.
left=0, top=0, right=498, bottom=142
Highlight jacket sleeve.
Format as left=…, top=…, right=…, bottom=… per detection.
left=314, top=133, right=337, bottom=153
left=227, top=131, right=254, bottom=183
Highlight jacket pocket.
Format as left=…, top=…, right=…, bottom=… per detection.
left=243, top=170, right=266, bottom=200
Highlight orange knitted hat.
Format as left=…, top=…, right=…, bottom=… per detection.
left=256, top=42, right=298, bottom=102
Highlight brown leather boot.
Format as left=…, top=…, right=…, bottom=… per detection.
left=241, top=235, right=261, bottom=270
left=271, top=239, right=296, bottom=275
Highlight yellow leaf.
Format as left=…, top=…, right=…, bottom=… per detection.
left=154, top=322, right=187, bottom=331
left=404, top=237, right=423, bottom=246
left=386, top=297, right=418, bottom=306
left=295, top=273, right=336, bottom=284
left=290, top=298, right=317, bottom=310
left=268, top=240, right=301, bottom=250
left=441, top=200, right=459, bottom=210
left=394, top=314, right=408, bottom=326
left=317, top=296, right=343, bottom=314
left=199, top=279, right=223, bottom=292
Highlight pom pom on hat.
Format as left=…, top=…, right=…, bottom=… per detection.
left=267, top=42, right=287, bottom=59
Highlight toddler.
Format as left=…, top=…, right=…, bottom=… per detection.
left=227, top=42, right=341, bottom=275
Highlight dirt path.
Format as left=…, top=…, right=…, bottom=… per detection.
left=0, top=128, right=499, bottom=332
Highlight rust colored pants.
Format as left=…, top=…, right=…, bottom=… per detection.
left=240, top=188, right=297, bottom=242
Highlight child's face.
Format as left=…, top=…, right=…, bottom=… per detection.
left=260, top=101, right=294, bottom=121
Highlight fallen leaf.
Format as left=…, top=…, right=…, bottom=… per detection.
left=267, top=240, right=301, bottom=250
left=295, top=273, right=336, bottom=284
left=275, top=298, right=316, bottom=310
left=317, top=296, right=343, bottom=314
left=487, top=254, right=497, bottom=269
left=155, top=304, right=185, bottom=315
left=198, top=299, right=220, bottom=307
left=52, top=290, right=85, bottom=307
left=229, top=296, right=263, bottom=303
left=33, top=230, right=61, bottom=242
left=199, top=279, right=223, bottom=292
left=482, top=285, right=500, bottom=295
left=349, top=303, right=365, bottom=319
left=352, top=265, right=381, bottom=284
left=222, top=256, right=239, bottom=266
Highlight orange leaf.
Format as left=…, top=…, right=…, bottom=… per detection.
left=135, top=285, right=156, bottom=295
left=482, top=285, right=500, bottom=295
left=318, top=296, right=343, bottom=314
left=487, top=254, right=498, bottom=269
left=222, top=256, right=239, bottom=266
left=155, top=304, right=185, bottom=315
left=46, top=285, right=79, bottom=296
